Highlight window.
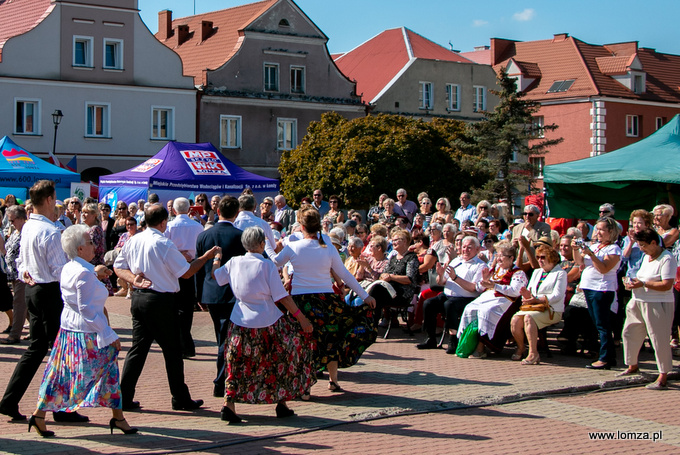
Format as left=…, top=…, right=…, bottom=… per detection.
left=151, top=107, right=173, bottom=140
left=633, top=75, right=644, bottom=94
left=290, top=66, right=305, bottom=94
left=626, top=115, right=639, bottom=137
left=73, top=36, right=93, bottom=67
left=85, top=103, right=110, bottom=137
left=103, top=39, right=123, bottom=70
left=277, top=118, right=297, bottom=150
left=220, top=115, right=241, bottom=148
left=473, top=86, right=486, bottom=112
left=446, top=84, right=460, bottom=111
left=14, top=99, right=40, bottom=135
left=532, top=116, right=545, bottom=138
left=530, top=157, right=545, bottom=178
left=419, top=82, right=433, bottom=109
left=264, top=63, right=279, bottom=92
left=656, top=117, right=666, bottom=130
left=546, top=79, right=575, bottom=93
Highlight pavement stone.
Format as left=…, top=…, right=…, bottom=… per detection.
left=0, top=294, right=677, bottom=454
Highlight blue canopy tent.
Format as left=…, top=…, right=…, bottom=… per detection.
left=0, top=136, right=80, bottom=201
left=99, top=141, right=279, bottom=208
left=544, top=114, right=680, bottom=219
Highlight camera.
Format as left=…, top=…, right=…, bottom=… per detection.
left=574, top=239, right=586, bottom=248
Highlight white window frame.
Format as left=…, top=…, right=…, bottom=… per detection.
left=532, top=115, right=545, bottom=138
left=85, top=102, right=111, bottom=138
left=419, top=81, right=433, bottom=110
left=290, top=65, right=305, bottom=94
left=150, top=106, right=174, bottom=140
left=473, top=86, right=486, bottom=112
left=264, top=63, right=279, bottom=92
left=446, top=84, right=460, bottom=111
left=626, top=114, right=639, bottom=137
left=530, top=156, right=545, bottom=178
left=103, top=38, right=124, bottom=70
left=73, top=35, right=94, bottom=67
left=13, top=98, right=41, bottom=135
left=220, top=115, right=242, bottom=149
left=277, top=118, right=297, bottom=151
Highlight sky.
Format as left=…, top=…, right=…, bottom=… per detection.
left=138, top=0, right=680, bottom=56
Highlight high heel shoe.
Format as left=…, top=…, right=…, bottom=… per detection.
left=328, top=381, right=343, bottom=392
left=220, top=406, right=242, bottom=423
left=28, top=415, right=54, bottom=438
left=109, top=418, right=139, bottom=435
left=275, top=403, right=295, bottom=418
left=521, top=355, right=540, bottom=365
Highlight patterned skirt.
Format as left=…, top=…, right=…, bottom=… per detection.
left=292, top=293, right=377, bottom=369
left=225, top=315, right=316, bottom=404
left=36, top=329, right=121, bottom=411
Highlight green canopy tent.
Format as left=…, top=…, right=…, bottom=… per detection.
left=544, top=114, right=680, bottom=220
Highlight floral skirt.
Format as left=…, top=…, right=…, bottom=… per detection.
left=292, top=293, right=377, bottom=369
left=37, top=329, right=121, bottom=411
left=225, top=315, right=316, bottom=404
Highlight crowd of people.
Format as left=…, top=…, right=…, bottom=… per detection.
left=0, top=182, right=678, bottom=437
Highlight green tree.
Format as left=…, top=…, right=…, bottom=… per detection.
left=462, top=68, right=562, bottom=204
left=278, top=112, right=493, bottom=209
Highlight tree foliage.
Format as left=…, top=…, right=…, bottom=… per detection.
left=278, top=112, right=493, bottom=209
left=461, top=68, right=563, bottom=204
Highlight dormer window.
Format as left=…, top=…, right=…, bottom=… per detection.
left=279, top=19, right=290, bottom=28
left=632, top=73, right=645, bottom=94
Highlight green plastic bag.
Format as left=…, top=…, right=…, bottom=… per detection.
left=455, top=319, right=479, bottom=358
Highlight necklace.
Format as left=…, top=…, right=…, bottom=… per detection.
left=491, top=266, right=507, bottom=282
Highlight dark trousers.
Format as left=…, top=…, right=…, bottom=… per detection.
left=560, top=305, right=598, bottom=352
left=177, top=276, right=196, bottom=357
left=584, top=289, right=616, bottom=363
left=422, top=293, right=474, bottom=339
left=206, top=301, right=235, bottom=391
left=120, top=290, right=192, bottom=404
left=0, top=282, right=62, bottom=413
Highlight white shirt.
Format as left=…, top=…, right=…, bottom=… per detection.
left=164, top=213, right=204, bottom=260
left=233, top=210, right=277, bottom=258
left=114, top=227, right=190, bottom=293
left=634, top=250, right=676, bottom=303
left=454, top=204, right=476, bottom=224
left=272, top=238, right=369, bottom=299
left=17, top=214, right=67, bottom=283
left=442, top=256, right=487, bottom=298
left=214, top=252, right=288, bottom=328
left=580, top=243, right=622, bottom=292
left=60, top=257, right=118, bottom=348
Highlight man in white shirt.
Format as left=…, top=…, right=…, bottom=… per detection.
left=164, top=197, right=205, bottom=359
left=114, top=204, right=219, bottom=412
left=454, top=192, right=476, bottom=224
left=417, top=236, right=487, bottom=354
left=234, top=194, right=279, bottom=258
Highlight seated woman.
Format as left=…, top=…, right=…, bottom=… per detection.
left=458, top=240, right=528, bottom=357
left=344, top=236, right=389, bottom=306
left=511, top=245, right=567, bottom=365
left=212, top=227, right=315, bottom=422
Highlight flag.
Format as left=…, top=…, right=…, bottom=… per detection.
left=46, top=148, right=62, bottom=168
left=66, top=155, right=77, bottom=173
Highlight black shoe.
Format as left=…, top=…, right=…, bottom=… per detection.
left=2, top=325, right=10, bottom=334
left=213, top=384, right=225, bottom=398
left=416, top=338, right=438, bottom=350
left=446, top=342, right=458, bottom=355
left=171, top=398, right=204, bottom=411
left=53, top=411, right=89, bottom=423
left=182, top=352, right=196, bottom=359
left=585, top=362, right=611, bottom=370
left=122, top=401, right=141, bottom=411
left=109, top=418, right=139, bottom=435
left=0, top=405, right=26, bottom=422
left=220, top=406, right=242, bottom=423
left=275, top=403, right=295, bottom=418
left=0, top=337, right=20, bottom=345
left=28, top=415, right=54, bottom=438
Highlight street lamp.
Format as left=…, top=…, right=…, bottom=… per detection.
left=52, top=109, right=63, bottom=157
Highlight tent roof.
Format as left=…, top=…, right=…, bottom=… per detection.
left=99, top=141, right=278, bottom=191
left=0, top=136, right=80, bottom=187
left=544, top=114, right=680, bottom=185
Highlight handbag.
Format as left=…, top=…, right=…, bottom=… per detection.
left=455, top=319, right=479, bottom=358
left=520, top=301, right=554, bottom=319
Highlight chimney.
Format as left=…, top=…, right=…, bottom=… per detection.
left=158, top=10, right=172, bottom=40
left=176, top=24, right=190, bottom=46
left=490, top=38, right=516, bottom=66
left=553, top=33, right=569, bottom=41
left=201, top=20, right=213, bottom=42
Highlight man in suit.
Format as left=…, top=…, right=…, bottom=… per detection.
left=273, top=195, right=295, bottom=233
left=195, top=196, right=246, bottom=397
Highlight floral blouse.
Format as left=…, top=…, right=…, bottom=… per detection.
left=5, top=230, right=20, bottom=281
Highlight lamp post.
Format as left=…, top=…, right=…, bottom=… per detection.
left=52, top=109, right=63, bottom=158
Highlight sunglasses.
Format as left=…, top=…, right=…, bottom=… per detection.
left=523, top=212, right=536, bottom=217
left=536, top=255, right=547, bottom=260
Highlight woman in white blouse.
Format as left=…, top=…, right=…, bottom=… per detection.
left=272, top=206, right=376, bottom=393
left=212, top=227, right=314, bottom=423
left=511, top=245, right=567, bottom=365
left=29, top=225, right=137, bottom=438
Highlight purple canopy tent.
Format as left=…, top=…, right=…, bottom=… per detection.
left=99, top=142, right=279, bottom=208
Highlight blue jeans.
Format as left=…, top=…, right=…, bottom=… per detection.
left=583, top=289, right=616, bottom=363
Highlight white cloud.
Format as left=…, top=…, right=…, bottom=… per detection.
left=472, top=19, right=489, bottom=27
left=513, top=8, right=535, bottom=22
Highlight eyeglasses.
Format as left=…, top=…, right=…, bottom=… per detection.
left=356, top=230, right=366, bottom=234
left=536, top=255, right=547, bottom=260
left=329, top=200, right=338, bottom=204
left=436, top=201, right=445, bottom=205
left=599, top=210, right=610, bottom=214
left=313, top=193, right=322, bottom=197
left=483, top=239, right=494, bottom=244
left=421, top=201, right=431, bottom=205
left=196, top=199, right=205, bottom=202
left=263, top=202, right=272, bottom=206
left=522, top=212, right=536, bottom=217
left=397, top=194, right=406, bottom=198
left=126, top=223, right=136, bottom=227
left=84, top=240, right=94, bottom=245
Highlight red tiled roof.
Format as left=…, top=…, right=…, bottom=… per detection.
left=334, top=27, right=471, bottom=103
left=513, top=60, right=542, bottom=78
left=156, top=0, right=277, bottom=85
left=595, top=55, right=632, bottom=75
left=460, top=48, right=491, bottom=65
left=0, top=0, right=53, bottom=62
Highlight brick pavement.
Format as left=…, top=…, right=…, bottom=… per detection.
left=0, top=295, right=677, bottom=455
